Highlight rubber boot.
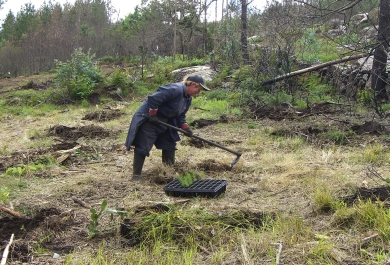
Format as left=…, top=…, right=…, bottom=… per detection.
left=132, top=153, right=145, bottom=181
left=162, top=150, right=175, bottom=165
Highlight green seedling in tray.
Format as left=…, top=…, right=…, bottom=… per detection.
left=177, top=171, right=204, bottom=187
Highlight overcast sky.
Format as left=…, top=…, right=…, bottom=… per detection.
left=0, top=0, right=268, bottom=22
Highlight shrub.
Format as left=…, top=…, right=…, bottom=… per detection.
left=98, top=55, right=115, bottom=63
left=109, top=68, right=127, bottom=88
left=298, top=28, right=321, bottom=63
left=54, top=48, right=103, bottom=100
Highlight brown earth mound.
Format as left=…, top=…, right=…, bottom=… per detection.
left=351, top=121, right=389, bottom=135
left=82, top=109, right=124, bottom=122
left=48, top=124, right=112, bottom=139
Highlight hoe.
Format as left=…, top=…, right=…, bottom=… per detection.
left=156, top=119, right=242, bottom=170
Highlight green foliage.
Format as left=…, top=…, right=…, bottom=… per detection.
left=109, top=68, right=127, bottom=88
left=307, top=240, right=334, bottom=263
left=298, top=28, right=321, bottom=63
left=381, top=103, right=390, bottom=112
left=363, top=144, right=387, bottom=164
left=358, top=89, right=373, bottom=106
left=354, top=200, right=390, bottom=240
left=4, top=163, right=44, bottom=190
left=54, top=48, right=102, bottom=100
left=254, top=90, right=293, bottom=106
left=131, top=80, right=153, bottom=97
left=297, top=34, right=339, bottom=63
left=88, top=199, right=107, bottom=239
left=204, top=89, right=226, bottom=101
left=135, top=206, right=274, bottom=248
left=317, top=52, right=339, bottom=62
left=1, top=144, right=8, bottom=155
left=312, top=188, right=338, bottom=213
left=332, top=204, right=357, bottom=227
left=0, top=103, right=59, bottom=118
left=171, top=57, right=207, bottom=69
left=232, top=65, right=253, bottom=82
left=237, top=77, right=264, bottom=92
left=147, top=60, right=174, bottom=86
left=206, top=75, right=223, bottom=89
left=6, top=164, right=42, bottom=177
left=275, top=136, right=307, bottom=151
left=107, top=67, right=134, bottom=97
left=105, top=207, right=128, bottom=220
left=320, top=129, right=348, bottom=145
left=177, top=171, right=203, bottom=187
left=81, top=99, right=90, bottom=108
left=0, top=187, right=9, bottom=203
left=294, top=99, right=307, bottom=108
left=302, top=74, right=334, bottom=102
left=99, top=55, right=115, bottom=63
left=7, top=88, right=47, bottom=106
left=191, top=96, right=242, bottom=120
left=33, top=156, right=56, bottom=166
left=69, top=75, right=95, bottom=99
left=340, top=32, right=359, bottom=46
left=13, top=3, right=37, bottom=41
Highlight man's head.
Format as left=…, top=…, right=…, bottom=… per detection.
left=185, top=75, right=210, bottom=91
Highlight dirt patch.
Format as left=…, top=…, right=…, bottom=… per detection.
left=0, top=208, right=78, bottom=263
left=21, top=80, right=53, bottom=90
left=343, top=186, right=390, bottom=204
left=50, top=141, right=80, bottom=152
left=0, top=149, right=48, bottom=171
left=86, top=92, right=101, bottom=105
left=351, top=121, right=389, bottom=135
left=82, top=109, right=124, bottom=122
left=196, top=159, right=232, bottom=172
left=0, top=77, right=54, bottom=94
left=48, top=124, right=113, bottom=139
left=0, top=139, right=111, bottom=171
left=190, top=116, right=231, bottom=128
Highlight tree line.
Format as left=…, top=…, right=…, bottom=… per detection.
left=0, top=0, right=261, bottom=76
left=0, top=0, right=388, bottom=101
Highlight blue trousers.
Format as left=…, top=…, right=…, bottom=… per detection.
left=133, top=120, right=177, bottom=156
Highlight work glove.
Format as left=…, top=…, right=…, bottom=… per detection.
left=181, top=123, right=193, bottom=136
left=146, top=108, right=159, bottom=123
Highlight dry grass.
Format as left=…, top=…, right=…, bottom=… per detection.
left=1, top=81, right=390, bottom=264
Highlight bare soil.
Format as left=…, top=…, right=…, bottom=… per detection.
left=1, top=76, right=390, bottom=264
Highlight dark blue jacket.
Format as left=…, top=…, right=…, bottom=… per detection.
left=125, top=82, right=192, bottom=151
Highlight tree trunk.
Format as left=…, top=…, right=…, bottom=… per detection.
left=203, top=0, right=207, bottom=56
left=258, top=53, right=368, bottom=87
left=173, top=0, right=177, bottom=61
left=241, top=0, right=250, bottom=64
left=371, top=0, right=390, bottom=101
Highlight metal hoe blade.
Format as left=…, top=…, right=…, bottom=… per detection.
left=148, top=117, right=242, bottom=169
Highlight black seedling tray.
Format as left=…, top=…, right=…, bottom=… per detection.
left=163, top=179, right=227, bottom=198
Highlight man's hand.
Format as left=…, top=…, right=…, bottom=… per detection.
left=146, top=108, right=159, bottom=123
left=144, top=113, right=159, bottom=123
left=181, top=123, right=193, bottom=136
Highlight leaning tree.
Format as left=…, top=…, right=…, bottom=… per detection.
left=371, top=0, right=390, bottom=101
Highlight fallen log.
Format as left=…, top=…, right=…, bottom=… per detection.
left=259, top=53, right=369, bottom=87
left=0, top=204, right=27, bottom=218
